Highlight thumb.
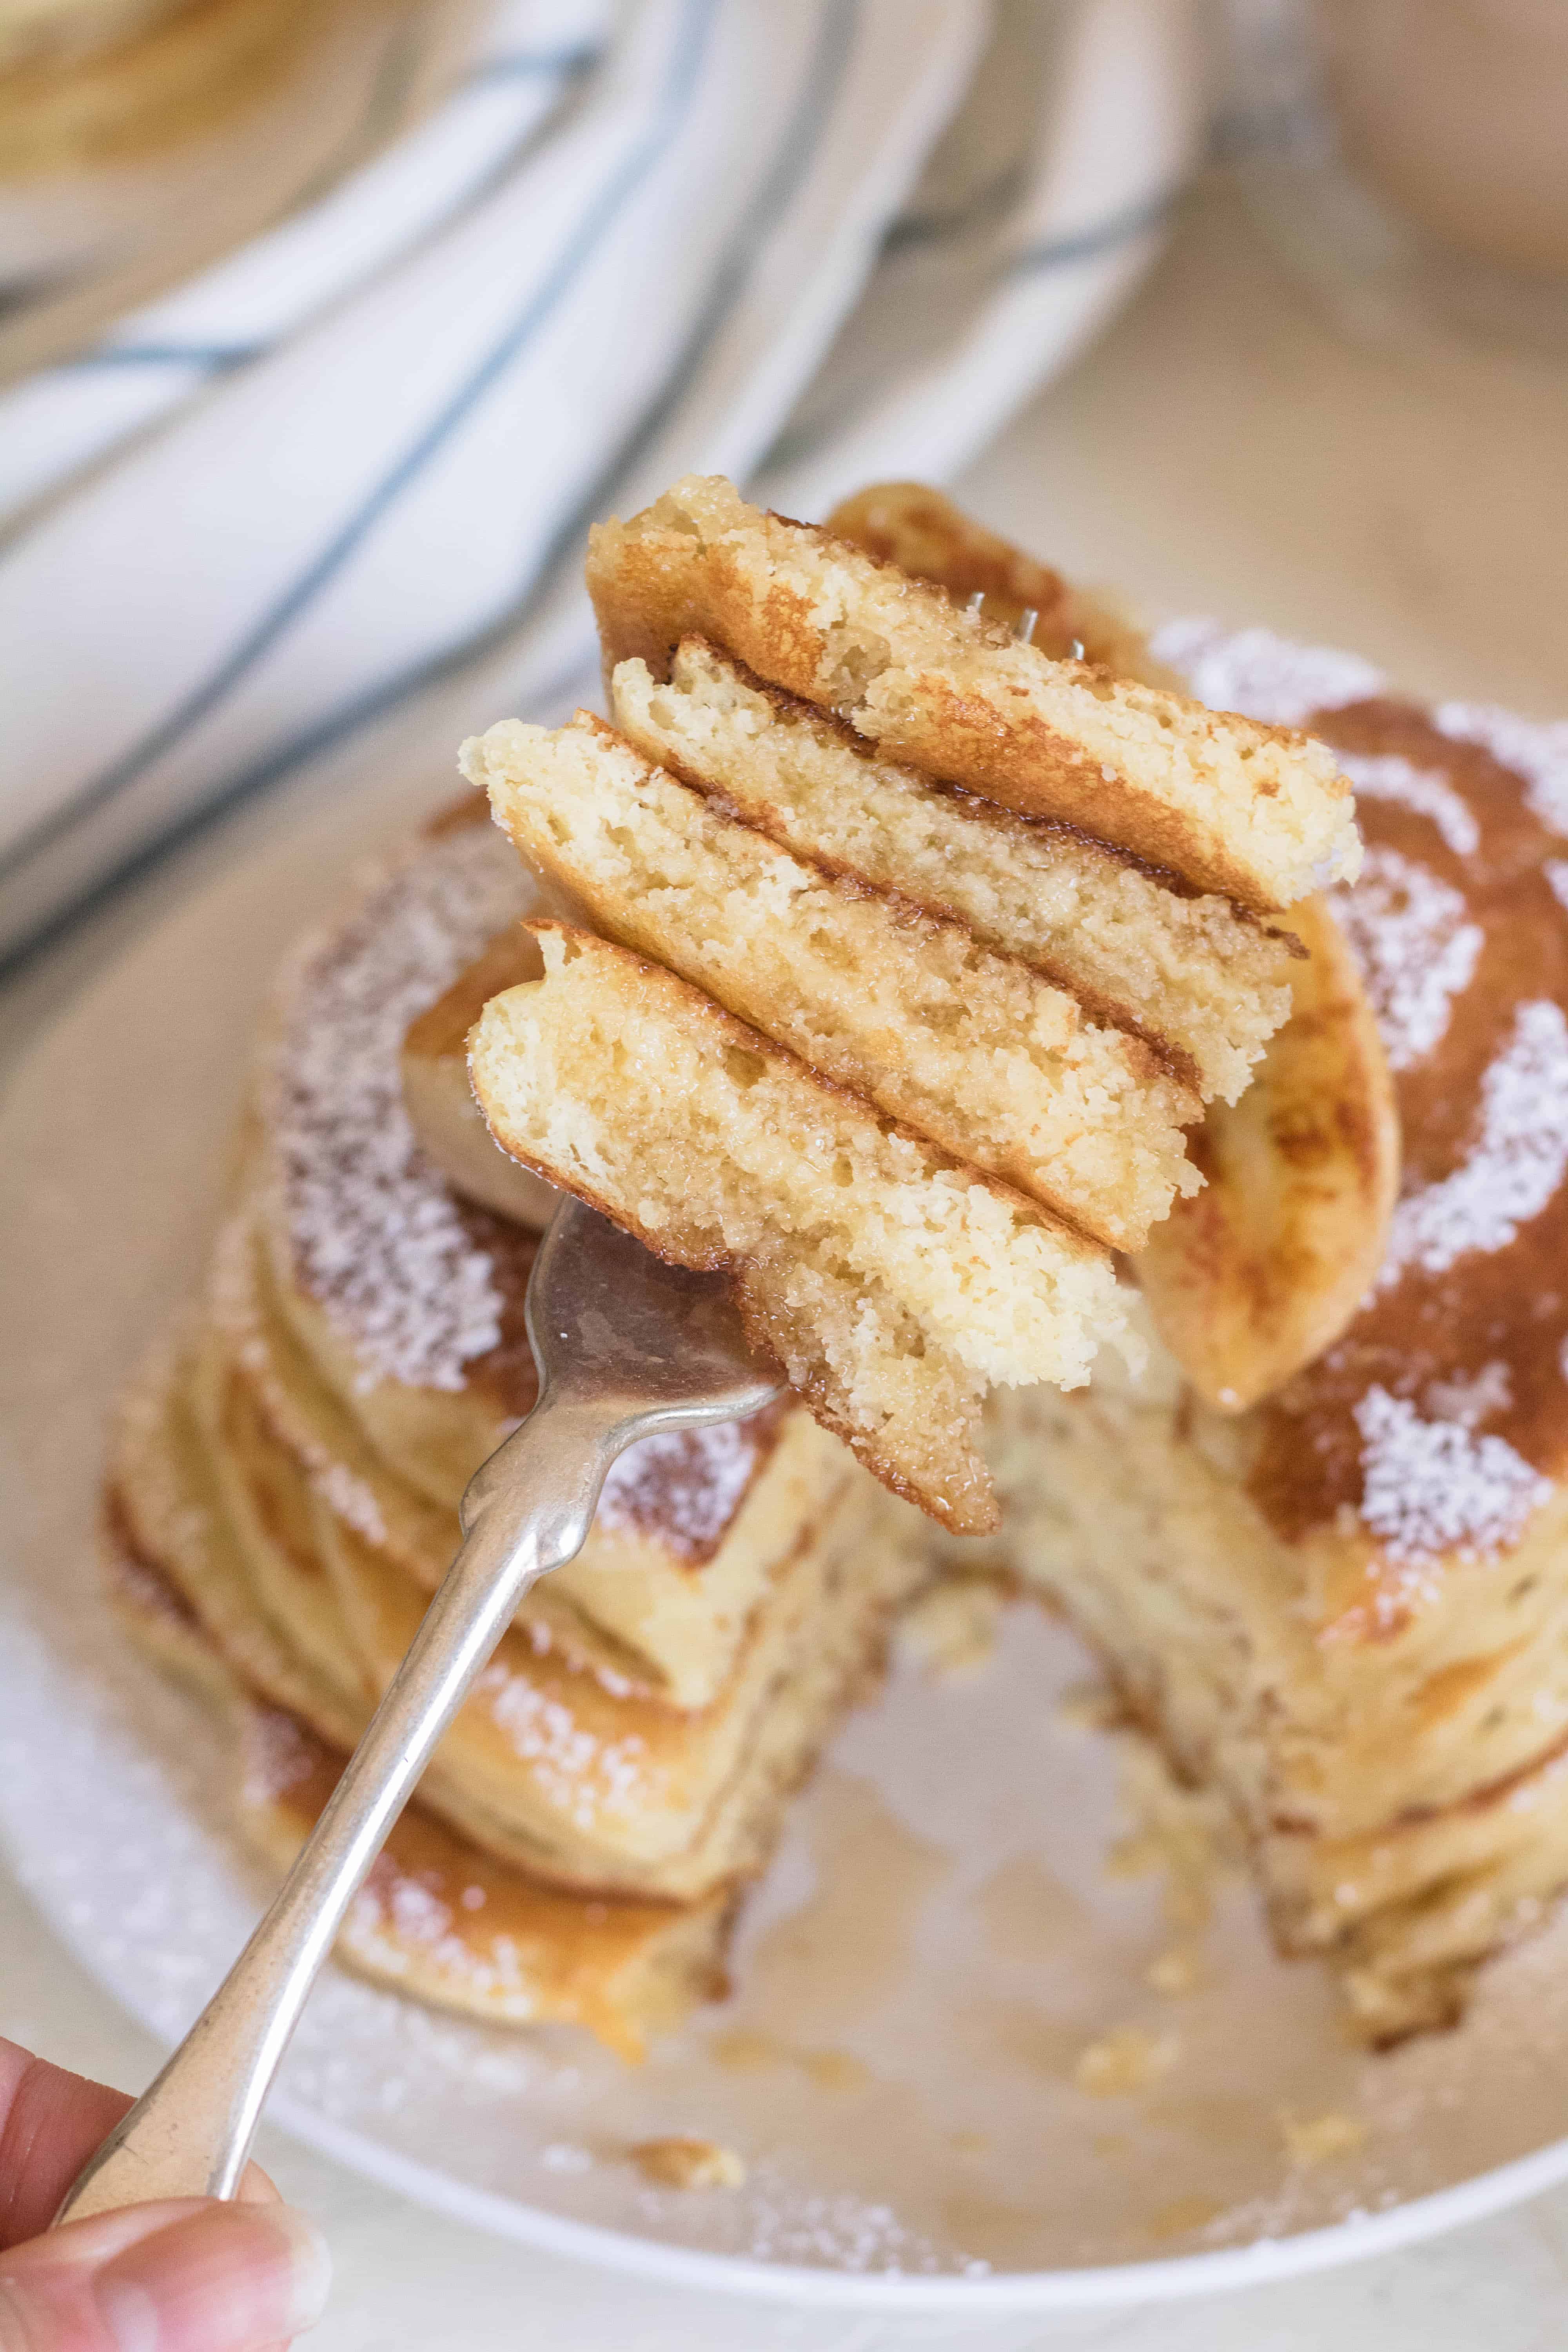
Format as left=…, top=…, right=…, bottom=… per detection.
left=0, top=2197, right=330, bottom=2351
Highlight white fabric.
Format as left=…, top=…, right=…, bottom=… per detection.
left=0, top=0, right=1200, bottom=965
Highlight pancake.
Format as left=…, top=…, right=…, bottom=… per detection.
left=251, top=809, right=857, bottom=1711
left=103, top=1361, right=730, bottom=2059
left=316, top=1472, right=915, bottom=1901
left=112, top=1327, right=368, bottom=1752
left=975, top=632, right=1568, bottom=2038
left=822, top=480, right=1168, bottom=680
left=470, top=474, right=1328, bottom=1531
left=608, top=640, right=1296, bottom=1108
left=585, top=475, right=1360, bottom=910
left=109, top=475, right=1563, bottom=2057
left=257, top=809, right=543, bottom=1511
left=234, top=1704, right=733, bottom=2061
left=400, top=924, right=560, bottom=1228
left=118, top=1320, right=921, bottom=1906
left=101, top=785, right=931, bottom=2053
left=1136, top=892, right=1400, bottom=1412
left=213, top=1199, right=844, bottom=1711
left=469, top=922, right=1131, bottom=1535
left=463, top=709, right=1203, bottom=1250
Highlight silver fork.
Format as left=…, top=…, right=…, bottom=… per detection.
left=59, top=1197, right=780, bottom=2223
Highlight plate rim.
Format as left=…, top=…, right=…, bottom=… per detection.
left=260, top=2083, right=1568, bottom=2308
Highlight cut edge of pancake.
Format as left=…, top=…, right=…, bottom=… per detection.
left=470, top=923, right=1138, bottom=1535
left=585, top=474, right=1361, bottom=912
left=463, top=710, right=1203, bottom=1252
left=608, top=636, right=1299, bottom=1107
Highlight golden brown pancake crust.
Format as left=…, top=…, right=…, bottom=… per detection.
left=1248, top=700, right=1568, bottom=1602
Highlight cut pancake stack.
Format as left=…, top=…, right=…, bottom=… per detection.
left=586, top=477, right=1359, bottom=908
left=464, top=474, right=1343, bottom=1533
left=976, top=622, right=1568, bottom=2042
left=106, top=809, right=925, bottom=2057
left=117, top=480, right=1568, bottom=2063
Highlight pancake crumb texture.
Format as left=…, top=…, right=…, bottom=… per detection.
left=611, top=641, right=1296, bottom=1107
left=469, top=924, right=1131, bottom=1535
left=466, top=476, right=1321, bottom=1525
left=587, top=475, right=1360, bottom=911
left=463, top=711, right=1201, bottom=1250
left=981, top=628, right=1568, bottom=2043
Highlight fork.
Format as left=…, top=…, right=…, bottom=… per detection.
left=58, top=1196, right=781, bottom=2222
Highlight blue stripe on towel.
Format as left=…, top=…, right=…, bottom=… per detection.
left=758, top=183, right=1184, bottom=485
left=464, top=43, right=605, bottom=85
left=881, top=161, right=1026, bottom=253
left=0, top=2, right=861, bottom=978
left=1004, top=187, right=1181, bottom=278
left=56, top=343, right=262, bottom=372
left=53, top=43, right=606, bottom=386
left=0, top=0, right=717, bottom=898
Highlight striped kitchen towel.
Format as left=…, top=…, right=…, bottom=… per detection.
left=0, top=0, right=1200, bottom=966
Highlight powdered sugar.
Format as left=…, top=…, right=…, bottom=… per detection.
left=271, top=824, right=532, bottom=1392
left=475, top=1662, right=652, bottom=1829
left=719, top=2171, right=978, bottom=2274
left=1435, top=703, right=1568, bottom=836
left=1546, top=862, right=1568, bottom=916
left=598, top=1419, right=762, bottom=1557
left=1354, top=1385, right=1549, bottom=1564
left=241, top=1704, right=319, bottom=1803
left=348, top=1868, right=543, bottom=2007
left=1337, top=751, right=1479, bottom=860
left=315, top=1459, right=388, bottom=1549
left=1331, top=845, right=1482, bottom=1073
left=1382, top=1000, right=1568, bottom=1283
left=1152, top=618, right=1385, bottom=726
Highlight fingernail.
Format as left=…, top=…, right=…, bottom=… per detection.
left=93, top=2202, right=331, bottom=2351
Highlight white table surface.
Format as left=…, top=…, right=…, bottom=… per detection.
left=4, top=176, right=1568, bottom=2348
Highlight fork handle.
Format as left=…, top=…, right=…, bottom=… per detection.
left=57, top=1388, right=610, bottom=2223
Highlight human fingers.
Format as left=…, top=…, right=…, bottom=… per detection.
left=0, top=2039, right=278, bottom=2247
left=0, top=2197, right=330, bottom=2350
left=0, top=2043, right=131, bottom=2250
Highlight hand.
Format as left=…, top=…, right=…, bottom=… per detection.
left=0, top=2038, right=330, bottom=2351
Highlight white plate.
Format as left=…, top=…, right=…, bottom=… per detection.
left=7, top=793, right=1568, bottom=2314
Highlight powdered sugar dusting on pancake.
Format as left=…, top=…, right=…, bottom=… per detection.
left=1337, top=751, right=1480, bottom=859
left=1151, top=619, right=1384, bottom=727
left=1355, top=1385, right=1550, bottom=1566
left=268, top=822, right=781, bottom=1547
left=272, top=823, right=531, bottom=1392
left=476, top=1662, right=652, bottom=1828
left=1330, top=845, right=1482, bottom=1074
left=1382, top=1000, right=1568, bottom=1284
left=599, top=1421, right=761, bottom=1556
left=1435, top=704, right=1568, bottom=836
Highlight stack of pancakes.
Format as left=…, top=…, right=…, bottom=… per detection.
left=822, top=489, right=1568, bottom=2040
left=974, top=614, right=1568, bottom=2041
left=104, top=476, right=1330, bottom=2059
left=106, top=806, right=925, bottom=2058
left=463, top=474, right=1345, bottom=1533
left=110, top=477, right=1568, bottom=2056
